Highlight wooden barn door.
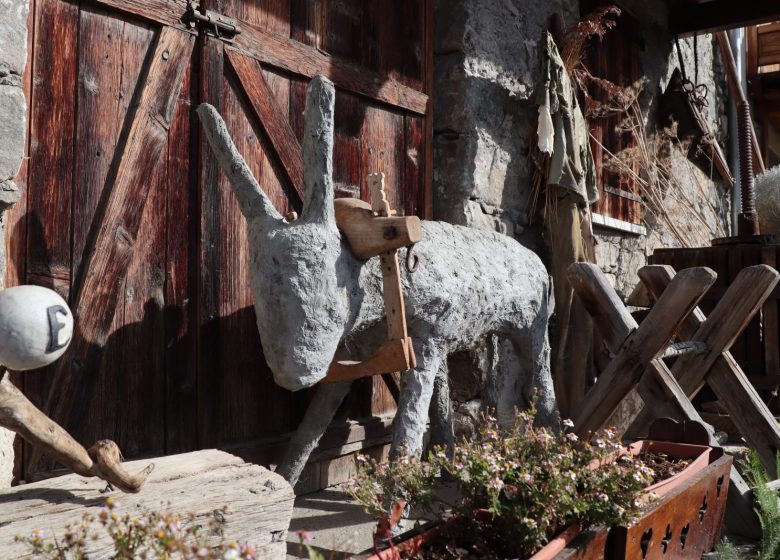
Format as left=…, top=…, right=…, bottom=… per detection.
left=12, top=0, right=432, bottom=482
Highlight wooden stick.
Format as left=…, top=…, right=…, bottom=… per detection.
left=0, top=371, right=153, bottom=493
left=715, top=31, right=766, bottom=175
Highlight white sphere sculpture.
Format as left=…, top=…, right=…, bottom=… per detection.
left=0, top=286, right=74, bottom=371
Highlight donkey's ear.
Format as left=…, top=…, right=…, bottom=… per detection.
left=197, top=103, right=283, bottom=224
left=301, top=75, right=336, bottom=225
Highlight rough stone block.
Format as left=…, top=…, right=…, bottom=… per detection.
left=0, top=0, right=29, bottom=77
left=0, top=85, right=25, bottom=180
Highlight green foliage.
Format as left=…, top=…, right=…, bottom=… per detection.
left=15, top=497, right=258, bottom=559
left=346, top=410, right=655, bottom=558
left=743, top=450, right=780, bottom=560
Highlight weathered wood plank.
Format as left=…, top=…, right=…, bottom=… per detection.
left=762, top=246, right=780, bottom=389
left=226, top=48, right=304, bottom=207
left=29, top=27, right=195, bottom=474
left=197, top=35, right=225, bottom=449
left=25, top=0, right=78, bottom=295
left=570, top=263, right=716, bottom=436
left=164, top=60, right=197, bottom=454
left=229, top=27, right=428, bottom=115
left=667, top=265, right=778, bottom=396
left=0, top=450, right=293, bottom=560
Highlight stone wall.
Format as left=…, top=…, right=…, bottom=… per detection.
left=432, top=0, right=731, bottom=421
left=0, top=0, right=28, bottom=487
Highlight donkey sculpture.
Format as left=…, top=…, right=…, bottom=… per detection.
left=197, top=75, right=557, bottom=486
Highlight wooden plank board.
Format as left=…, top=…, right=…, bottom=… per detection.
left=165, top=59, right=197, bottom=454
left=669, top=265, right=779, bottom=397
left=207, top=0, right=294, bottom=446
left=0, top=450, right=293, bottom=560
left=226, top=48, right=304, bottom=207
left=229, top=26, right=428, bottom=115
left=28, top=27, right=195, bottom=474
left=25, top=0, right=78, bottom=295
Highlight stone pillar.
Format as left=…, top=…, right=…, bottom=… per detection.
left=0, top=0, right=29, bottom=487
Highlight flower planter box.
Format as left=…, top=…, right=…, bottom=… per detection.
left=355, top=441, right=731, bottom=560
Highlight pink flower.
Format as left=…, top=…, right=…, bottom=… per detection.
left=297, top=530, right=312, bottom=542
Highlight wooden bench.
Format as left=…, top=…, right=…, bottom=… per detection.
left=0, top=450, right=293, bottom=559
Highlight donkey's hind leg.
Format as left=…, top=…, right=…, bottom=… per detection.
left=428, top=358, right=454, bottom=454
left=276, top=380, right=352, bottom=488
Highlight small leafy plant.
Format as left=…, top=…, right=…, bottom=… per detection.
left=713, top=450, right=780, bottom=560
left=16, top=497, right=258, bottom=559
left=346, top=409, right=656, bottom=558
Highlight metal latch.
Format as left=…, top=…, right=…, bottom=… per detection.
left=183, top=3, right=241, bottom=43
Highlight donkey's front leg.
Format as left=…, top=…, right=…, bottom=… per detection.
left=391, top=344, right=443, bottom=458
left=277, top=380, right=353, bottom=488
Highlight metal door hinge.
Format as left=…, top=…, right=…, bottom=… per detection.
left=183, top=3, right=241, bottom=43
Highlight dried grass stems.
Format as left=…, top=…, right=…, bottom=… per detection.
left=583, top=75, right=727, bottom=247
left=529, top=5, right=727, bottom=248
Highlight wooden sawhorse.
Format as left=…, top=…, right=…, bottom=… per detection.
left=568, top=262, right=780, bottom=537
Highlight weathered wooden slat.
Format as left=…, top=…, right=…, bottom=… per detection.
left=570, top=263, right=717, bottom=436
left=197, top=35, right=225, bottom=449
left=229, top=26, right=428, bottom=115
left=0, top=450, right=293, bottom=560
left=29, top=27, right=195, bottom=474
left=763, top=247, right=780, bottom=388
left=640, top=264, right=780, bottom=478
left=668, top=265, right=778, bottom=396
left=84, top=0, right=189, bottom=31
left=25, top=0, right=78, bottom=294
left=226, top=48, right=304, bottom=207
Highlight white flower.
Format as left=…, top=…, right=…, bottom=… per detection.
left=562, top=419, right=575, bottom=428
left=222, top=550, right=239, bottom=560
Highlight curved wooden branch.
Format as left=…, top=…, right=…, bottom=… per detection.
left=0, top=371, right=153, bottom=493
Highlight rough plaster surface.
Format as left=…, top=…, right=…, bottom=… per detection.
left=431, top=0, right=732, bottom=433
left=0, top=0, right=28, bottom=78
left=0, top=85, right=25, bottom=180
left=198, top=75, right=556, bottom=487
left=0, top=0, right=27, bottom=489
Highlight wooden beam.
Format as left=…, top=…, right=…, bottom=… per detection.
left=29, top=27, right=195, bottom=474
left=228, top=25, right=428, bottom=115
left=84, top=0, right=427, bottom=115
left=671, top=0, right=780, bottom=37
left=226, top=49, right=304, bottom=208
left=85, top=0, right=191, bottom=31
left=715, top=31, right=766, bottom=174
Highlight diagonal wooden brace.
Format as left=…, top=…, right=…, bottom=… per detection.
left=569, top=263, right=717, bottom=436
left=640, top=264, right=780, bottom=477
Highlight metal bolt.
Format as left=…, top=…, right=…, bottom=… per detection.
left=162, top=50, right=170, bottom=61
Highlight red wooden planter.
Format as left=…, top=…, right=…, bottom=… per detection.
left=355, top=441, right=731, bottom=560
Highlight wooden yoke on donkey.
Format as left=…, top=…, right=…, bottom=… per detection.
left=323, top=172, right=421, bottom=383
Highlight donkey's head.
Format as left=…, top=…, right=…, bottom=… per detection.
left=198, top=76, right=349, bottom=391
